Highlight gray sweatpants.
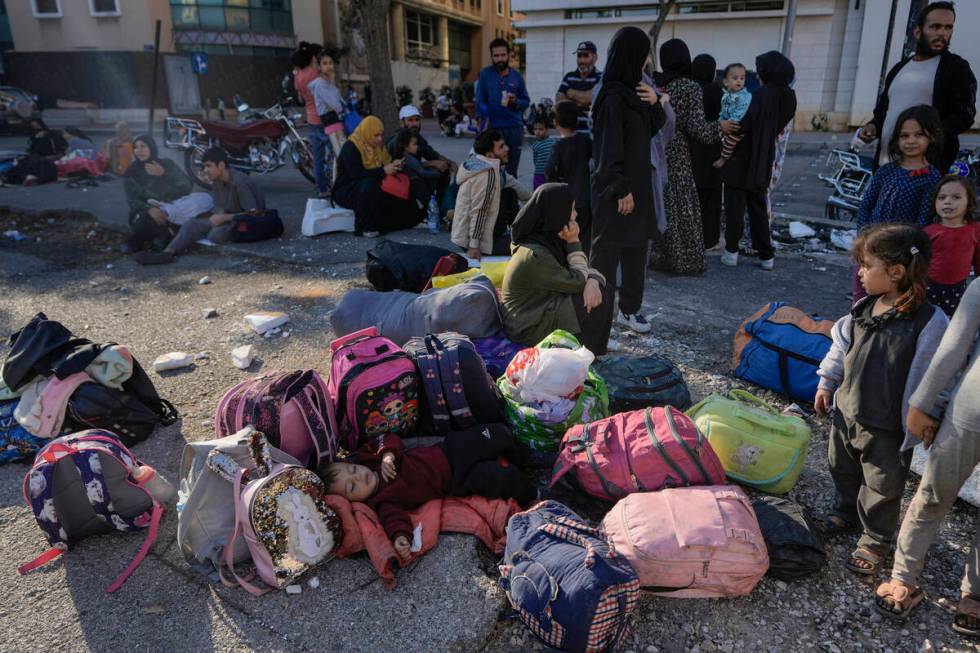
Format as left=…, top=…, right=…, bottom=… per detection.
left=166, top=217, right=233, bottom=254
left=892, top=419, right=980, bottom=595
left=828, top=409, right=912, bottom=549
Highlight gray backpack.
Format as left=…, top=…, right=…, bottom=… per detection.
left=176, top=426, right=301, bottom=572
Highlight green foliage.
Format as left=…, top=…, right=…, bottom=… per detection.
left=395, top=85, right=414, bottom=108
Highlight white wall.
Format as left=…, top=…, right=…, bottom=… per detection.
left=391, top=61, right=449, bottom=95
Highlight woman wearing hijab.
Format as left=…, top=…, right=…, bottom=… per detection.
left=689, top=54, right=725, bottom=250
left=121, top=134, right=193, bottom=252
left=333, top=116, right=419, bottom=236
left=721, top=51, right=797, bottom=271
left=649, top=39, right=728, bottom=276
left=590, top=26, right=667, bottom=342
left=1, top=119, right=66, bottom=185
left=502, top=183, right=610, bottom=354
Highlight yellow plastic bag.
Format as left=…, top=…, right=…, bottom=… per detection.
left=430, top=260, right=510, bottom=289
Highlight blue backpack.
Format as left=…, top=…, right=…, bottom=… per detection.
left=499, top=501, right=640, bottom=653
left=732, top=302, right=835, bottom=403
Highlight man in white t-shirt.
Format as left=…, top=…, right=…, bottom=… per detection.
left=860, top=1, right=976, bottom=171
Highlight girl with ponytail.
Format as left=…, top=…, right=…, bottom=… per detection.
left=814, top=223, right=949, bottom=578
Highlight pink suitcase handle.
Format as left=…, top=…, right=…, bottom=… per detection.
left=330, top=326, right=379, bottom=353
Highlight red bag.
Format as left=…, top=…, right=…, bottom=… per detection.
left=380, top=172, right=410, bottom=200
left=550, top=406, right=726, bottom=501
left=422, top=253, right=469, bottom=292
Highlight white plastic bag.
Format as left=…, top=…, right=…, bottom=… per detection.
left=510, top=346, right=594, bottom=404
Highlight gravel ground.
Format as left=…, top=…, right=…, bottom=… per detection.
left=1, top=208, right=978, bottom=653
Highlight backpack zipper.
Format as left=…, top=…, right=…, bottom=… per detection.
left=663, top=407, right=713, bottom=485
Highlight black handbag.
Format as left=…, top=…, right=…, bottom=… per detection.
left=365, top=239, right=456, bottom=293
left=230, top=209, right=284, bottom=243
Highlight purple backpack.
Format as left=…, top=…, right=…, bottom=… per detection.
left=214, top=370, right=337, bottom=468
left=327, top=327, right=421, bottom=451
left=19, top=430, right=171, bottom=593
left=472, top=331, right=524, bottom=379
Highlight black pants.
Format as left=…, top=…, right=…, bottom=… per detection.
left=126, top=213, right=176, bottom=251
left=571, top=281, right=615, bottom=356
left=698, top=186, right=722, bottom=249
left=349, top=179, right=421, bottom=234
left=441, top=423, right=536, bottom=505
left=828, top=410, right=912, bottom=549
left=489, top=187, right=521, bottom=255
left=589, top=244, right=646, bottom=316
left=723, top=185, right=774, bottom=260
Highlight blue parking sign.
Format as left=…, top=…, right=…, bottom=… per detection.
left=191, top=52, right=208, bottom=74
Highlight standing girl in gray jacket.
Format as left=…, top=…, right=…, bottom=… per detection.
left=814, top=224, right=948, bottom=577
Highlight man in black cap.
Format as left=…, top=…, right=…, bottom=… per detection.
left=555, top=41, right=603, bottom=133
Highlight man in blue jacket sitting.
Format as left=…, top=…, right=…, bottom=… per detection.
left=476, top=38, right=530, bottom=177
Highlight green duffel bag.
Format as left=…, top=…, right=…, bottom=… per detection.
left=685, top=389, right=811, bottom=495
left=497, top=330, right=609, bottom=464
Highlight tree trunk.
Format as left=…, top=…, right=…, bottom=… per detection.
left=648, top=0, right=677, bottom=71
left=357, top=0, right=399, bottom=130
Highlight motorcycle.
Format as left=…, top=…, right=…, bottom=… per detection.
left=164, top=85, right=314, bottom=190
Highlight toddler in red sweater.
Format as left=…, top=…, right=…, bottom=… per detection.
left=318, top=424, right=536, bottom=562
left=925, top=175, right=980, bottom=316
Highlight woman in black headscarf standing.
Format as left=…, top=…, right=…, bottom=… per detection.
left=590, top=26, right=666, bottom=341
left=501, top=183, right=611, bottom=354
left=649, top=39, right=728, bottom=276
left=721, top=51, right=797, bottom=271
left=689, top=54, right=725, bottom=250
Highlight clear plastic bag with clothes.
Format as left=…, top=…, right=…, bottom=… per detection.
left=507, top=346, right=595, bottom=405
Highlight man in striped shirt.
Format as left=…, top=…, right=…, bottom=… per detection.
left=555, top=41, right=603, bottom=133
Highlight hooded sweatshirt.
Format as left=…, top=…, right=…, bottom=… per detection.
left=451, top=153, right=531, bottom=254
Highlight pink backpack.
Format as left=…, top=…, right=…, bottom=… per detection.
left=550, top=407, right=726, bottom=501
left=214, top=370, right=337, bottom=468
left=601, top=486, right=769, bottom=598
left=327, top=327, right=421, bottom=451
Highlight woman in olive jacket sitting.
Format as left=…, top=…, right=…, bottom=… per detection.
left=501, top=183, right=612, bottom=355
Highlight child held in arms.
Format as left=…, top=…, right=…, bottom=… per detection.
left=318, top=425, right=537, bottom=562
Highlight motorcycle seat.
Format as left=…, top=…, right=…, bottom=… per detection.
left=200, top=119, right=283, bottom=153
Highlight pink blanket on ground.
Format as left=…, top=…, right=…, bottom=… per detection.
left=323, top=494, right=521, bottom=589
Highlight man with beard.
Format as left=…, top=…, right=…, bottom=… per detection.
left=860, top=1, right=976, bottom=172
left=555, top=41, right=603, bottom=133
left=386, top=105, right=457, bottom=196
left=476, top=38, right=530, bottom=177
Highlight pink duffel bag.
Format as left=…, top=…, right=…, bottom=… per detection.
left=601, top=485, right=769, bottom=599
left=550, top=406, right=726, bottom=501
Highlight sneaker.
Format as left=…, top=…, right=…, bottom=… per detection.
left=759, top=257, right=775, bottom=271
left=721, top=251, right=739, bottom=267
left=606, top=338, right=623, bottom=352
left=617, top=311, right=651, bottom=334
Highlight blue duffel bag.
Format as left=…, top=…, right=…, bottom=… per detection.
left=499, top=501, right=640, bottom=653
left=732, top=302, right=835, bottom=403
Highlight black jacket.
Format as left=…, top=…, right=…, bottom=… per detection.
left=590, top=91, right=666, bottom=248
left=871, top=50, right=976, bottom=171
left=332, top=140, right=384, bottom=208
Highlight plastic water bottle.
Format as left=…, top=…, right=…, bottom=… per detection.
left=426, top=194, right=440, bottom=234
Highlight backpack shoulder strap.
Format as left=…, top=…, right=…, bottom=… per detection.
left=418, top=336, right=451, bottom=433
left=430, top=335, right=476, bottom=430
left=220, top=469, right=272, bottom=596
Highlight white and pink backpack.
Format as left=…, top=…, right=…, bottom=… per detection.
left=601, top=485, right=769, bottom=599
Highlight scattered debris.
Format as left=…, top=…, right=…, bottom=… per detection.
left=152, top=352, right=194, bottom=372
left=308, top=577, right=320, bottom=589
left=198, top=276, right=211, bottom=285
left=830, top=229, right=856, bottom=251
left=231, top=345, right=255, bottom=370
left=788, top=221, right=816, bottom=239
left=141, top=605, right=166, bottom=615
left=244, top=312, right=289, bottom=335
left=285, top=584, right=302, bottom=595
left=203, top=308, right=219, bottom=319
left=4, top=230, right=26, bottom=242
left=194, top=351, right=210, bottom=361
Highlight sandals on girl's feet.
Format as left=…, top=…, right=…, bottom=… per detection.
left=874, top=580, right=924, bottom=620
left=846, top=545, right=892, bottom=576
left=953, top=594, right=980, bottom=637
left=816, top=514, right=860, bottom=539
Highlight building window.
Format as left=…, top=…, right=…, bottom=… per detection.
left=405, top=10, right=436, bottom=48
left=565, top=1, right=783, bottom=19
left=31, top=0, right=62, bottom=18
left=448, top=22, right=471, bottom=74
left=88, top=0, right=120, bottom=16
left=496, top=0, right=503, bottom=15
left=169, top=0, right=293, bottom=34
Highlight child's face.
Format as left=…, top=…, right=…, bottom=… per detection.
left=533, top=124, right=548, bottom=140
left=318, top=55, right=334, bottom=78
left=724, top=67, right=746, bottom=93
left=405, top=136, right=419, bottom=156
left=325, top=462, right=379, bottom=502
left=935, top=181, right=969, bottom=224
left=858, top=254, right=903, bottom=296
left=897, top=119, right=930, bottom=161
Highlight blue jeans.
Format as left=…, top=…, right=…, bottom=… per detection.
left=497, top=125, right=524, bottom=178
left=309, top=124, right=331, bottom=195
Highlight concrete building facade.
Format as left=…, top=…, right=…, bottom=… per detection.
left=513, top=0, right=980, bottom=130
